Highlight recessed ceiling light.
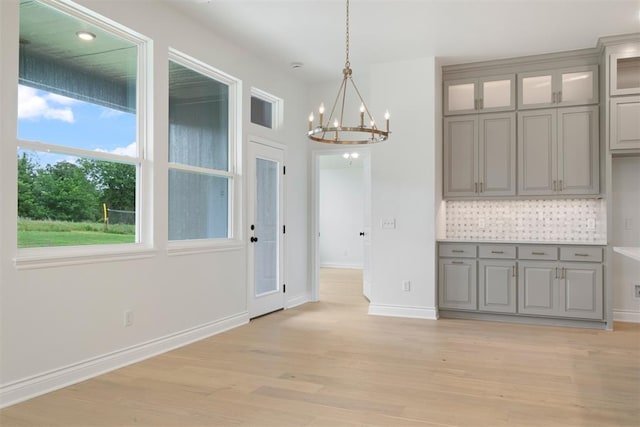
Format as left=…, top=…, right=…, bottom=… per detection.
left=76, top=31, right=96, bottom=41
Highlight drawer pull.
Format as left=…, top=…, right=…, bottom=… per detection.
left=452, top=250, right=465, bottom=253
left=452, top=261, right=465, bottom=265
left=531, top=251, right=546, bottom=255
left=491, top=250, right=504, bottom=254
left=574, top=253, right=589, bottom=257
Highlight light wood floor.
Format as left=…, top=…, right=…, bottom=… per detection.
left=2, top=268, right=639, bottom=426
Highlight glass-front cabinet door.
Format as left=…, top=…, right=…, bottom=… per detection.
left=610, top=53, right=640, bottom=96
left=519, top=66, right=598, bottom=109
left=445, top=74, right=515, bottom=115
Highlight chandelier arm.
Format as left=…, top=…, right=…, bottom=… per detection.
left=323, top=76, right=348, bottom=139
left=348, top=77, right=376, bottom=128
left=339, top=74, right=349, bottom=132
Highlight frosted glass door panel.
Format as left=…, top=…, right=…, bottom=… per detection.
left=255, top=158, right=279, bottom=296
left=561, top=71, right=594, bottom=104
left=611, top=55, right=640, bottom=95
left=522, top=75, right=552, bottom=106
left=482, top=80, right=511, bottom=109
left=447, top=83, right=475, bottom=112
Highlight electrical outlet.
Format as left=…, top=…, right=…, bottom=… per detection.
left=634, top=285, right=640, bottom=298
left=124, top=310, right=134, bottom=327
left=402, top=280, right=411, bottom=292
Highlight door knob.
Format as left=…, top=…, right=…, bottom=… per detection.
left=250, top=236, right=259, bottom=243
left=359, top=232, right=365, bottom=236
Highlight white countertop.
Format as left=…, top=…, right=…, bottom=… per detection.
left=613, top=247, right=640, bottom=262
left=437, top=239, right=607, bottom=246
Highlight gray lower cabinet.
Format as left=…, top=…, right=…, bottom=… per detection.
left=438, top=243, right=604, bottom=325
left=439, top=258, right=477, bottom=310
left=478, top=260, right=517, bottom=313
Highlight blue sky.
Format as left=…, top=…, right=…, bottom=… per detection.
left=17, top=84, right=137, bottom=165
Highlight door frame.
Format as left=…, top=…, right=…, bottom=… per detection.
left=310, top=147, right=372, bottom=302
left=247, top=135, right=287, bottom=318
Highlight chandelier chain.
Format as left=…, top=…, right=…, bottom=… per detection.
left=345, top=0, right=350, bottom=69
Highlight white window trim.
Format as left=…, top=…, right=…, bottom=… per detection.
left=14, top=0, right=152, bottom=268
left=250, top=87, right=283, bottom=130
left=167, top=49, right=242, bottom=249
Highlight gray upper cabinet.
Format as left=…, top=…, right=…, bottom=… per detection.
left=610, top=53, right=640, bottom=96
left=518, top=65, right=598, bottom=110
left=444, top=75, right=515, bottom=115
left=518, top=106, right=599, bottom=196
left=610, top=96, right=640, bottom=151
left=445, top=112, right=516, bottom=198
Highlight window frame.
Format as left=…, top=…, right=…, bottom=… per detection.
left=14, top=0, right=153, bottom=268
left=250, top=87, right=283, bottom=130
left=167, top=49, right=242, bottom=254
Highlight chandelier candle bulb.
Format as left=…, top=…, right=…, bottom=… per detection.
left=385, top=110, right=390, bottom=132
left=319, top=103, right=325, bottom=126
left=308, top=113, right=314, bottom=131
left=360, top=103, right=365, bottom=127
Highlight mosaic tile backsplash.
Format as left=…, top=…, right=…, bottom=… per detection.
left=446, top=199, right=606, bottom=242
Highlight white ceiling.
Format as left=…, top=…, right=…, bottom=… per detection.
left=164, top=0, right=640, bottom=82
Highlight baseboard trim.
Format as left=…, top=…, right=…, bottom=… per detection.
left=319, top=263, right=363, bottom=269
left=613, top=309, right=640, bottom=323
left=286, top=293, right=310, bottom=309
left=0, top=312, right=249, bottom=409
left=368, top=304, right=438, bottom=320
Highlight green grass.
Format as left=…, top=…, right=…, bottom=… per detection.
left=18, top=219, right=135, bottom=248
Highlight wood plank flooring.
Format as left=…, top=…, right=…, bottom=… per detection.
left=1, top=268, right=639, bottom=426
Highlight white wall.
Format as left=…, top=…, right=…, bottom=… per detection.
left=319, top=156, right=364, bottom=268
left=0, top=0, right=309, bottom=406
left=367, top=57, right=439, bottom=319
left=611, top=156, right=640, bottom=319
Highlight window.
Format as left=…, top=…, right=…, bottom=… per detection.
left=250, top=88, right=282, bottom=129
left=168, top=51, right=239, bottom=242
left=17, top=0, right=146, bottom=250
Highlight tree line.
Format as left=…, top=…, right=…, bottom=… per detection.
left=18, top=153, right=135, bottom=223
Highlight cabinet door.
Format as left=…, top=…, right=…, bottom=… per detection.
left=557, top=65, right=598, bottom=107
left=478, top=260, right=516, bottom=313
left=478, top=112, right=516, bottom=196
left=517, top=261, right=558, bottom=316
left=444, top=116, right=478, bottom=197
left=444, top=79, right=477, bottom=115
left=439, top=259, right=477, bottom=310
left=518, top=109, right=556, bottom=196
left=557, top=106, right=599, bottom=195
left=518, top=70, right=555, bottom=109
left=610, top=53, right=640, bottom=96
left=558, top=263, right=603, bottom=320
left=479, top=75, right=515, bottom=112
left=610, top=96, right=640, bottom=150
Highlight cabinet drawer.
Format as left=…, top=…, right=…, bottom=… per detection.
left=479, top=245, right=516, bottom=259
left=439, top=244, right=476, bottom=258
left=560, top=247, right=603, bottom=262
left=519, top=246, right=558, bottom=260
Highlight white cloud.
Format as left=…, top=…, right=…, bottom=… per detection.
left=18, top=85, right=75, bottom=123
left=95, top=141, right=138, bottom=157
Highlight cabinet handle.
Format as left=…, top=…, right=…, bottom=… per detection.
left=480, top=182, right=483, bottom=193
left=558, top=91, right=562, bottom=103
left=553, top=180, right=557, bottom=192
left=559, top=180, right=563, bottom=191
left=561, top=267, right=566, bottom=279
left=555, top=267, right=559, bottom=279
left=532, top=251, right=546, bottom=255
left=479, top=99, right=484, bottom=110
left=491, top=250, right=504, bottom=254
left=552, top=92, right=557, bottom=103
left=574, top=253, right=589, bottom=257
left=452, top=250, right=465, bottom=253
left=475, top=182, right=478, bottom=193
left=512, top=265, right=516, bottom=277
left=452, top=261, right=465, bottom=265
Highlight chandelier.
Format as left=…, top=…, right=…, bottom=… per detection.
left=307, top=0, right=390, bottom=144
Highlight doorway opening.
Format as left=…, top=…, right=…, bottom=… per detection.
left=311, top=149, right=372, bottom=303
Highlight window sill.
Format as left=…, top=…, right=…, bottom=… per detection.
left=167, top=239, right=244, bottom=257
left=14, top=244, right=157, bottom=270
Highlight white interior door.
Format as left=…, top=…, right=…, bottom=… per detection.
left=248, top=140, right=285, bottom=318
